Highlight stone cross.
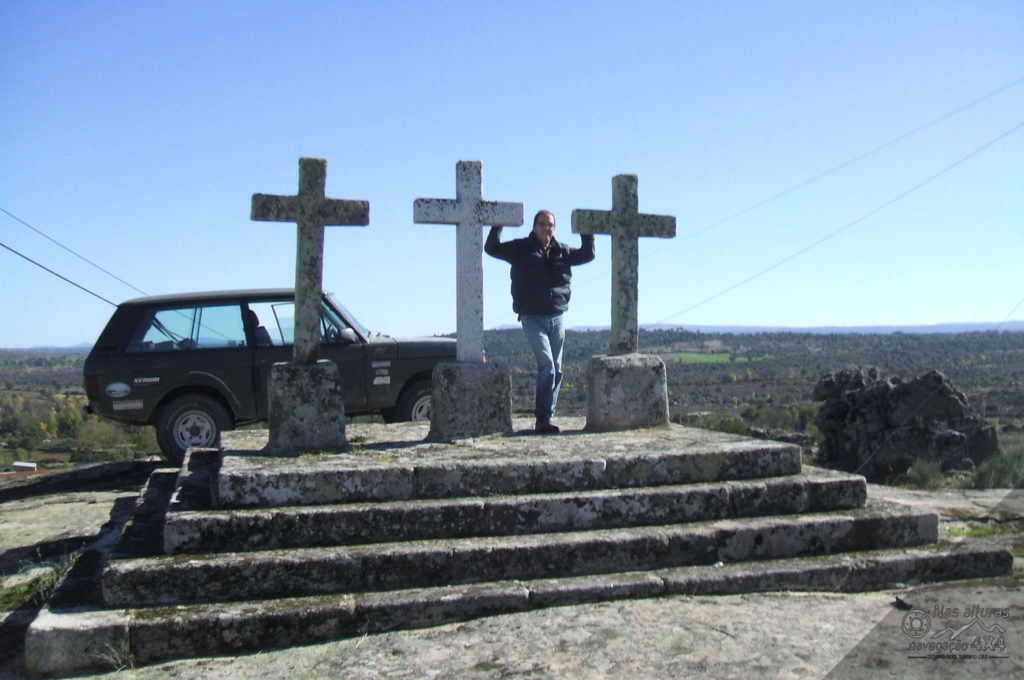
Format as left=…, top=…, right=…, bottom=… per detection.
left=251, top=157, right=369, bottom=365
left=414, top=161, right=523, bottom=363
left=572, top=174, right=675, bottom=355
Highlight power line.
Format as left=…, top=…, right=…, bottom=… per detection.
left=650, top=74, right=1024, bottom=252
left=554, top=73, right=1024, bottom=329
left=0, top=206, right=148, bottom=296
left=0, top=239, right=117, bottom=306
left=997, top=296, right=1024, bottom=330
left=655, top=117, right=1024, bottom=326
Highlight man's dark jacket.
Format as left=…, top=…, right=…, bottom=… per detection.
left=485, top=229, right=595, bottom=316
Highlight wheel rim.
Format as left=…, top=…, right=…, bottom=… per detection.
left=409, top=395, right=431, bottom=421
left=173, top=410, right=217, bottom=449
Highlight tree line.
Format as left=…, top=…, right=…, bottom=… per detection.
left=3, top=329, right=1022, bottom=469
left=483, top=327, right=1024, bottom=427
left=1, top=350, right=157, bottom=466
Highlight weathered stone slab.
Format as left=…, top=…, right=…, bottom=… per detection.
left=27, top=544, right=1014, bottom=676
left=107, top=470, right=179, bottom=561
left=165, top=470, right=866, bottom=554
left=213, top=421, right=802, bottom=507
left=352, top=581, right=531, bottom=634
left=266, top=360, right=347, bottom=454
left=167, top=447, right=219, bottom=510
left=585, top=353, right=670, bottom=431
left=657, top=544, right=1015, bottom=595
left=427, top=361, right=513, bottom=440
left=527, top=571, right=667, bottom=608
left=103, top=501, right=938, bottom=607
left=23, top=607, right=132, bottom=677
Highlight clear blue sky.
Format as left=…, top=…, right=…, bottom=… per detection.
left=2, top=1, right=1022, bottom=348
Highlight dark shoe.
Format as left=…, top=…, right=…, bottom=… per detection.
left=535, top=420, right=560, bottom=434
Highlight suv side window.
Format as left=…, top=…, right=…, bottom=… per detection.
left=247, top=300, right=355, bottom=346
left=247, top=301, right=295, bottom=346
left=127, top=304, right=246, bottom=352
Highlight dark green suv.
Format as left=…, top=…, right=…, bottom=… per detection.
left=84, top=289, right=455, bottom=463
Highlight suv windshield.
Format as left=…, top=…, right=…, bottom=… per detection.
left=326, top=292, right=372, bottom=337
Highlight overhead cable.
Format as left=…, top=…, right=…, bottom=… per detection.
left=655, top=117, right=1024, bottom=325
left=0, top=239, right=117, bottom=306
left=667, top=74, right=1024, bottom=247
left=0, top=206, right=147, bottom=296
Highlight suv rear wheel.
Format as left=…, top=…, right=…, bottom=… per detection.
left=156, top=394, right=231, bottom=465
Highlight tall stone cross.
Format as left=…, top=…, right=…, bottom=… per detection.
left=251, top=157, right=369, bottom=365
left=572, top=174, right=675, bottom=355
left=414, top=161, right=523, bottom=363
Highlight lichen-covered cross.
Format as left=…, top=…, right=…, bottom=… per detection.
left=572, top=174, right=675, bottom=355
left=251, top=157, right=369, bottom=365
left=414, top=161, right=523, bottom=363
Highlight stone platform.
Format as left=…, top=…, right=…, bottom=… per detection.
left=24, top=418, right=1014, bottom=676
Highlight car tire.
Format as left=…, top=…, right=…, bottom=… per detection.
left=394, top=379, right=432, bottom=422
left=156, top=394, right=232, bottom=465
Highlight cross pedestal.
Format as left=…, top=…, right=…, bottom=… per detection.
left=414, top=161, right=523, bottom=439
left=572, top=174, right=675, bottom=431
left=251, top=157, right=369, bottom=454
left=267, top=361, right=347, bottom=453
left=585, top=354, right=669, bottom=431
left=427, top=362, right=514, bottom=441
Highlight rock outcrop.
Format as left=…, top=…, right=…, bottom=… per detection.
left=813, top=368, right=997, bottom=482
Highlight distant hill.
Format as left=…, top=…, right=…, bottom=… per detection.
left=479, top=323, right=1024, bottom=422
left=4, top=321, right=1024, bottom=352
left=0, top=344, right=92, bottom=353
left=583, top=321, right=1024, bottom=335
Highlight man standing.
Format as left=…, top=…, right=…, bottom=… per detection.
left=485, top=210, right=595, bottom=433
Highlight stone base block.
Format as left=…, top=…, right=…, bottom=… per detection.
left=586, top=354, right=669, bottom=431
left=267, top=360, right=346, bottom=454
left=429, top=362, right=512, bottom=440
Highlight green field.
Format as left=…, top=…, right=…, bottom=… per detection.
left=673, top=352, right=750, bottom=364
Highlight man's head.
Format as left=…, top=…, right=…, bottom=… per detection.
left=532, top=210, right=555, bottom=246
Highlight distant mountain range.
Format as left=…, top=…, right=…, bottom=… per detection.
left=4, top=321, right=1024, bottom=351
left=631, top=321, right=1024, bottom=335
left=550, top=321, right=1024, bottom=335
left=0, top=343, right=92, bottom=353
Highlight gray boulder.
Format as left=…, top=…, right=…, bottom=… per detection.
left=812, top=368, right=997, bottom=482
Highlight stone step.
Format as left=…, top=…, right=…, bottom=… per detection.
left=104, top=500, right=936, bottom=607
left=164, top=468, right=867, bottom=554
left=214, top=425, right=802, bottom=507
left=28, top=543, right=1014, bottom=677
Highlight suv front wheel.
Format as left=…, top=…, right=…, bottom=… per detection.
left=156, top=394, right=232, bottom=465
left=393, top=379, right=432, bottom=422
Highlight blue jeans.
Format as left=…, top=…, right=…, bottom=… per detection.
left=520, top=314, right=565, bottom=421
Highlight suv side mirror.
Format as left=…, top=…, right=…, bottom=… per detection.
left=339, top=328, right=359, bottom=345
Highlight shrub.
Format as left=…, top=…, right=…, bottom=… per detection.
left=125, top=425, right=159, bottom=455
left=971, top=432, right=1024, bottom=488
left=73, top=416, right=127, bottom=452
left=901, top=458, right=946, bottom=490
